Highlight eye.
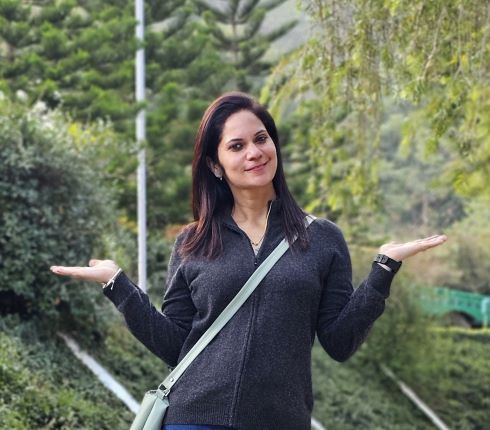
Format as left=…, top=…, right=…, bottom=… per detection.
left=256, top=135, right=268, bottom=143
left=229, top=143, right=243, bottom=151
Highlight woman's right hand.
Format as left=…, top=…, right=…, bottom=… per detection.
left=50, top=259, right=119, bottom=285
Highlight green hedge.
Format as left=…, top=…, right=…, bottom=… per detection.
left=0, top=102, right=119, bottom=334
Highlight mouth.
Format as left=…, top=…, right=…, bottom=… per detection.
left=246, top=161, right=268, bottom=171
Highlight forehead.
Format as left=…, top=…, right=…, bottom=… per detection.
left=221, top=110, right=265, bottom=140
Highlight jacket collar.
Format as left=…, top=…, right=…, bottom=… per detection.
left=222, top=198, right=282, bottom=234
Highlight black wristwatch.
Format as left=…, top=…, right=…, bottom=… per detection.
left=373, top=254, right=402, bottom=274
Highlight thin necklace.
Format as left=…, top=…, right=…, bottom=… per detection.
left=232, top=203, right=273, bottom=249
left=249, top=203, right=273, bottom=247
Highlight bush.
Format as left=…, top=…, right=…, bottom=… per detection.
left=400, top=328, right=490, bottom=429
left=0, top=316, right=133, bottom=429
left=0, top=101, right=120, bottom=334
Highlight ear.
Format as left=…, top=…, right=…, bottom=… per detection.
left=206, top=156, right=222, bottom=178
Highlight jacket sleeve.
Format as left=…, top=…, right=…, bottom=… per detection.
left=103, top=233, right=196, bottom=367
left=316, top=225, right=395, bottom=362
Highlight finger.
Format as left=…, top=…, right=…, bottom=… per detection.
left=50, top=266, right=94, bottom=280
left=404, top=236, right=442, bottom=246
left=423, top=235, right=448, bottom=247
left=416, top=234, right=446, bottom=243
left=50, top=266, right=81, bottom=276
left=414, top=236, right=435, bottom=244
left=416, top=235, right=448, bottom=252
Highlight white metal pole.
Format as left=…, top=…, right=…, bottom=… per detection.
left=135, top=0, right=147, bottom=291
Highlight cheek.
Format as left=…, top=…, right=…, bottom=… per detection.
left=267, top=144, right=278, bottom=164
left=217, top=152, right=240, bottom=174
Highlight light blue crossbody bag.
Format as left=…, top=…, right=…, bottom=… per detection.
left=129, top=216, right=316, bottom=430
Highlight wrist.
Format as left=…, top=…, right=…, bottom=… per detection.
left=101, top=268, right=122, bottom=290
left=373, top=254, right=402, bottom=274
left=376, top=262, right=392, bottom=272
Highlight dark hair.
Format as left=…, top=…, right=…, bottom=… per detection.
left=180, top=91, right=308, bottom=259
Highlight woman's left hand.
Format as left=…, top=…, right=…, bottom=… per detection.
left=379, top=234, right=448, bottom=262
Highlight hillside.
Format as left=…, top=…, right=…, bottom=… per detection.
left=2, top=313, right=489, bottom=429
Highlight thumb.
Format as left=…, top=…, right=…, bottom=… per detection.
left=88, top=259, right=102, bottom=267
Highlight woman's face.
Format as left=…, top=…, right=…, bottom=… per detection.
left=214, top=110, right=277, bottom=192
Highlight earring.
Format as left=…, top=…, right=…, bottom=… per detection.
left=214, top=168, right=223, bottom=181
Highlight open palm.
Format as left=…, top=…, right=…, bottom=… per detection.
left=50, top=259, right=119, bottom=284
left=50, top=235, right=447, bottom=284
left=379, top=234, right=448, bottom=262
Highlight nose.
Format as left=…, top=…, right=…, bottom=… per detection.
left=245, top=142, right=263, bottom=160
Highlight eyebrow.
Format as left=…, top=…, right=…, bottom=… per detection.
left=226, top=129, right=267, bottom=145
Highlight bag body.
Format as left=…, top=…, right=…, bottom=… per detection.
left=130, top=389, right=169, bottom=430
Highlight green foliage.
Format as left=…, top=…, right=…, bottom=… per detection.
left=311, top=343, right=433, bottom=429
left=264, top=0, right=490, bottom=223
left=432, top=197, right=490, bottom=294
left=85, top=321, right=170, bottom=399
left=366, top=277, right=437, bottom=379
left=347, top=249, right=490, bottom=429
left=0, top=0, right=234, bottom=230
left=0, top=0, right=137, bottom=130
left=196, top=0, right=298, bottom=92
left=376, top=103, right=466, bottom=234
left=0, top=101, right=119, bottom=333
left=143, top=62, right=232, bottom=228
left=354, top=240, right=490, bottom=428
left=0, top=316, right=133, bottom=429
left=271, top=94, right=383, bottom=236
left=395, top=328, right=490, bottom=429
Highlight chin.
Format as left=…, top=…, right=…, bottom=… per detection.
left=246, top=177, right=275, bottom=189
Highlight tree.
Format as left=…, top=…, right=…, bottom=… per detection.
left=263, top=0, right=490, bottom=223
left=0, top=0, right=137, bottom=132
left=0, top=0, right=234, bottom=230
left=196, top=0, right=298, bottom=92
left=141, top=10, right=235, bottom=229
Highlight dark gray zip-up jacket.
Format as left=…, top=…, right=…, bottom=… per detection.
left=104, top=199, right=395, bottom=430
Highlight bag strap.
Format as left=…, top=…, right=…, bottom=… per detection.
left=158, top=215, right=316, bottom=395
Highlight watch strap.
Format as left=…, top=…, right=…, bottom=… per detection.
left=373, top=254, right=402, bottom=274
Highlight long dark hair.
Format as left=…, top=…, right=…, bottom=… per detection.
left=180, top=92, right=308, bottom=259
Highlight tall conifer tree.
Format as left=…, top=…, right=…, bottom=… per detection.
left=196, top=0, right=297, bottom=92
left=0, top=0, right=233, bottom=228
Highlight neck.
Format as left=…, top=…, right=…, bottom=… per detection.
left=231, top=187, right=276, bottom=224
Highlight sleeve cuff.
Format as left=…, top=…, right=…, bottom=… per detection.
left=102, top=271, right=140, bottom=307
left=367, top=262, right=396, bottom=299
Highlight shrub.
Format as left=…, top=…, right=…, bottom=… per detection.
left=0, top=316, right=133, bottom=429
left=0, top=101, right=120, bottom=334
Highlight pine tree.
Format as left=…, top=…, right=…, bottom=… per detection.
left=0, top=0, right=137, bottom=132
left=195, top=0, right=298, bottom=92
left=0, top=0, right=233, bottom=229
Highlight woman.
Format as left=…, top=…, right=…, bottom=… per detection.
left=51, top=92, right=447, bottom=430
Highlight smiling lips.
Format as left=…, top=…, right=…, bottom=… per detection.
left=246, top=161, right=268, bottom=171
